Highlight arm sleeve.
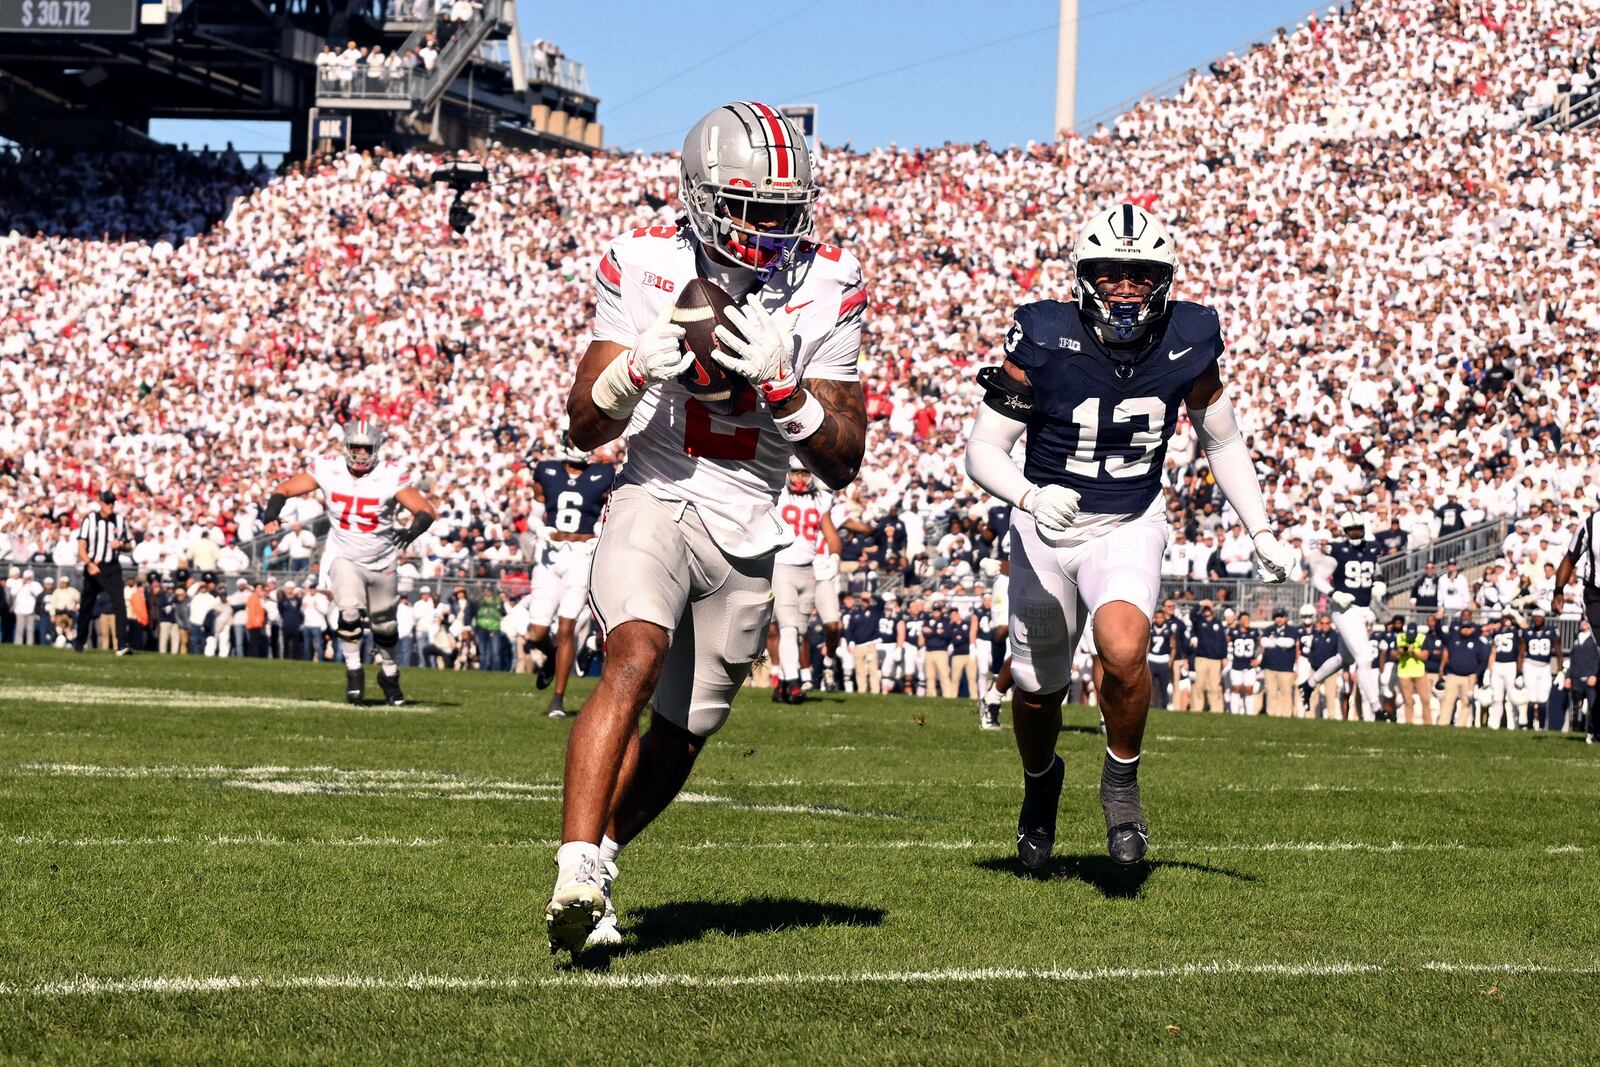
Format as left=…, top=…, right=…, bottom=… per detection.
left=1187, top=393, right=1271, bottom=537
left=964, top=404, right=1035, bottom=510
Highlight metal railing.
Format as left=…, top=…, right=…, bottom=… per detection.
left=1531, top=84, right=1600, bottom=131
left=315, top=65, right=431, bottom=105
left=475, top=40, right=589, bottom=94
left=314, top=1, right=504, bottom=110
left=1378, top=518, right=1510, bottom=589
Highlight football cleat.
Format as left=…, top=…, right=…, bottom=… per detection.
left=583, top=860, right=622, bottom=950
left=376, top=672, right=406, bottom=707
left=546, top=854, right=606, bottom=955
left=534, top=651, right=556, bottom=691
left=981, top=702, right=1003, bottom=731
left=1016, top=755, right=1064, bottom=872
left=786, top=680, right=807, bottom=705
left=546, top=692, right=567, bottom=720
left=345, top=667, right=365, bottom=705
left=1107, top=822, right=1150, bottom=865
left=576, top=637, right=598, bottom=676
left=1297, top=680, right=1314, bottom=711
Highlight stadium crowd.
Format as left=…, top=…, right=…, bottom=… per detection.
left=1, top=0, right=1598, bottom=725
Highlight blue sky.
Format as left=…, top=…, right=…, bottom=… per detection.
left=151, top=0, right=1326, bottom=159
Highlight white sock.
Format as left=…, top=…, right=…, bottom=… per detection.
left=779, top=626, right=800, bottom=681
left=598, top=835, right=623, bottom=866
left=374, top=644, right=399, bottom=677
left=343, top=643, right=361, bottom=669
left=800, top=667, right=813, bottom=685
left=1106, top=747, right=1140, bottom=765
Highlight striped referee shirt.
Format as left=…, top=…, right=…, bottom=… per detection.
left=77, top=511, right=127, bottom=565
left=1566, top=510, right=1600, bottom=587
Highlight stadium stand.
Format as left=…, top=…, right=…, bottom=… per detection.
left=2, top=0, right=1597, bottom=690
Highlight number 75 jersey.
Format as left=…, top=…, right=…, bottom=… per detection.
left=309, top=455, right=410, bottom=570
left=1004, top=299, right=1224, bottom=516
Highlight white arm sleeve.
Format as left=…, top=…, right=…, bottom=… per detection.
left=964, top=405, right=1034, bottom=509
left=1188, top=394, right=1271, bottom=537
left=1309, top=552, right=1335, bottom=595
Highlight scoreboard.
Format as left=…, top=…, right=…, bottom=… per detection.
left=0, top=0, right=137, bottom=34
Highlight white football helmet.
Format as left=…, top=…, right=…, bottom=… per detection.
left=681, top=101, right=816, bottom=279
left=1337, top=511, right=1366, bottom=542
left=1072, top=203, right=1177, bottom=344
left=343, top=418, right=382, bottom=474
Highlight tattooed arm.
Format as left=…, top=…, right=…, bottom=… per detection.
left=771, top=377, right=867, bottom=491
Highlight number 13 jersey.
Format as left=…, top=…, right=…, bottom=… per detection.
left=591, top=225, right=865, bottom=558
left=309, top=455, right=410, bottom=570
left=1004, top=299, right=1224, bottom=519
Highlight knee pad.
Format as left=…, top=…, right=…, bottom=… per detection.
left=370, top=622, right=398, bottom=648
left=336, top=611, right=365, bottom=642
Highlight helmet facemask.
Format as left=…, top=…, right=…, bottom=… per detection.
left=1074, top=259, right=1174, bottom=345
left=344, top=423, right=381, bottom=475
left=683, top=170, right=815, bottom=280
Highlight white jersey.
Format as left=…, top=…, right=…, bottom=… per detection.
left=309, top=454, right=410, bottom=570
left=592, top=226, right=866, bottom=558
left=774, top=487, right=836, bottom=566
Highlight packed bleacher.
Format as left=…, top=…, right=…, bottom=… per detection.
left=2, top=0, right=1599, bottom=690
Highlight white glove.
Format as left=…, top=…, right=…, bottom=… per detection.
left=624, top=303, right=693, bottom=387
left=1370, top=579, right=1388, bottom=602
left=1251, top=530, right=1299, bottom=583
left=712, top=295, right=800, bottom=404
left=1022, top=484, right=1081, bottom=538
left=1330, top=591, right=1355, bottom=611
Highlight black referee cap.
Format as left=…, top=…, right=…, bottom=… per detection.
left=98, top=490, right=116, bottom=505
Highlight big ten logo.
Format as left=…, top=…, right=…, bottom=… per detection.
left=642, top=271, right=676, bottom=294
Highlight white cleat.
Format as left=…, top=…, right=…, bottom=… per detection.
left=545, top=853, right=606, bottom=955
left=584, top=861, right=622, bottom=949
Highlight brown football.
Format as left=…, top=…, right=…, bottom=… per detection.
left=672, top=277, right=748, bottom=415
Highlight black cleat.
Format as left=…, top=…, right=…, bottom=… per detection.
left=771, top=680, right=787, bottom=703
left=785, top=680, right=807, bottom=705
left=576, top=638, right=597, bottom=676
left=376, top=672, right=406, bottom=707
left=345, top=667, right=365, bottom=705
left=1016, top=755, right=1064, bottom=872
left=535, top=654, right=556, bottom=691
left=1298, top=680, right=1314, bottom=711
left=1107, top=822, right=1150, bottom=865
left=981, top=702, right=1003, bottom=731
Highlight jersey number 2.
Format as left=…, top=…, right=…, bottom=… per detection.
left=683, top=393, right=759, bottom=461
left=330, top=493, right=380, bottom=533
left=1063, top=396, right=1165, bottom=479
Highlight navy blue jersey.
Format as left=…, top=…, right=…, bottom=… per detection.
left=1260, top=623, right=1301, bottom=671
left=1148, top=620, right=1182, bottom=662
left=986, top=505, right=1011, bottom=555
left=1328, top=540, right=1382, bottom=607
left=1309, top=629, right=1341, bottom=667
left=1490, top=628, right=1521, bottom=663
left=977, top=613, right=995, bottom=642
left=1372, top=631, right=1397, bottom=666
left=844, top=607, right=882, bottom=645
left=903, top=611, right=929, bottom=644
left=1422, top=631, right=1447, bottom=673
left=1522, top=626, right=1558, bottom=663
left=537, top=461, right=615, bottom=535
left=1228, top=627, right=1260, bottom=671
left=1298, top=628, right=1316, bottom=658
left=1191, top=617, right=1228, bottom=659
left=1003, top=299, right=1223, bottom=515
left=877, top=612, right=900, bottom=643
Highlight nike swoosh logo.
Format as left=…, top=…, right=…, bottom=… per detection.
left=1167, top=347, right=1193, bottom=360
left=785, top=300, right=813, bottom=314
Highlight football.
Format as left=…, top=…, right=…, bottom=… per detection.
left=672, top=277, right=748, bottom=415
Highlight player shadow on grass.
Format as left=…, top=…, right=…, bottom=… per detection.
left=564, top=897, right=886, bottom=971
left=974, top=853, right=1255, bottom=899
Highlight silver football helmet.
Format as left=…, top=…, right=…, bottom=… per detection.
left=1071, top=203, right=1178, bottom=344
left=681, top=101, right=817, bottom=278
left=343, top=418, right=382, bottom=474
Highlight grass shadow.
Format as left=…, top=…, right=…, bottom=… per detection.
left=974, top=852, right=1256, bottom=899
left=565, top=896, right=886, bottom=970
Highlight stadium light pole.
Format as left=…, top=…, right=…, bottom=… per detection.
left=1054, top=0, right=1078, bottom=138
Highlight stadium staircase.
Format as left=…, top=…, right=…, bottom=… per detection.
left=1532, top=85, right=1600, bottom=131
left=315, top=0, right=508, bottom=112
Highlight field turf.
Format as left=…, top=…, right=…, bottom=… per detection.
left=1, top=645, right=1597, bottom=1064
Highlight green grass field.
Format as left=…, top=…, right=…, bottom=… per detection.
left=1, top=645, right=1597, bottom=1064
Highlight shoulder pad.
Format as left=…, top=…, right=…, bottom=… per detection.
left=1010, top=301, right=1073, bottom=347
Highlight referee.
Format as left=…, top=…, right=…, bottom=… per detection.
left=75, top=490, right=131, bottom=655
left=1554, top=505, right=1600, bottom=632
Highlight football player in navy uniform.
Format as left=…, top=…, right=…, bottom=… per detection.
left=1146, top=607, right=1182, bottom=711
left=1301, top=512, right=1384, bottom=720
left=1226, top=612, right=1262, bottom=716
left=529, top=434, right=616, bottom=719
left=963, top=203, right=1298, bottom=869
left=1521, top=610, right=1560, bottom=729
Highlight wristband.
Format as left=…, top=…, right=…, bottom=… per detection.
left=774, top=389, right=826, bottom=442
left=592, top=351, right=646, bottom=420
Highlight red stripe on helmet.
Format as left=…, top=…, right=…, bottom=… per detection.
left=750, top=101, right=790, bottom=180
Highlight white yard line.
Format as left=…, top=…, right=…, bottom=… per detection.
left=2, top=960, right=1598, bottom=998
left=3, top=835, right=1583, bottom=855
left=0, top=685, right=430, bottom=713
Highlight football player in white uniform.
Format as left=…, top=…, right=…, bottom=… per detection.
left=263, top=420, right=435, bottom=705
left=771, top=457, right=844, bottom=702
left=545, top=101, right=868, bottom=954
left=963, top=204, right=1298, bottom=869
